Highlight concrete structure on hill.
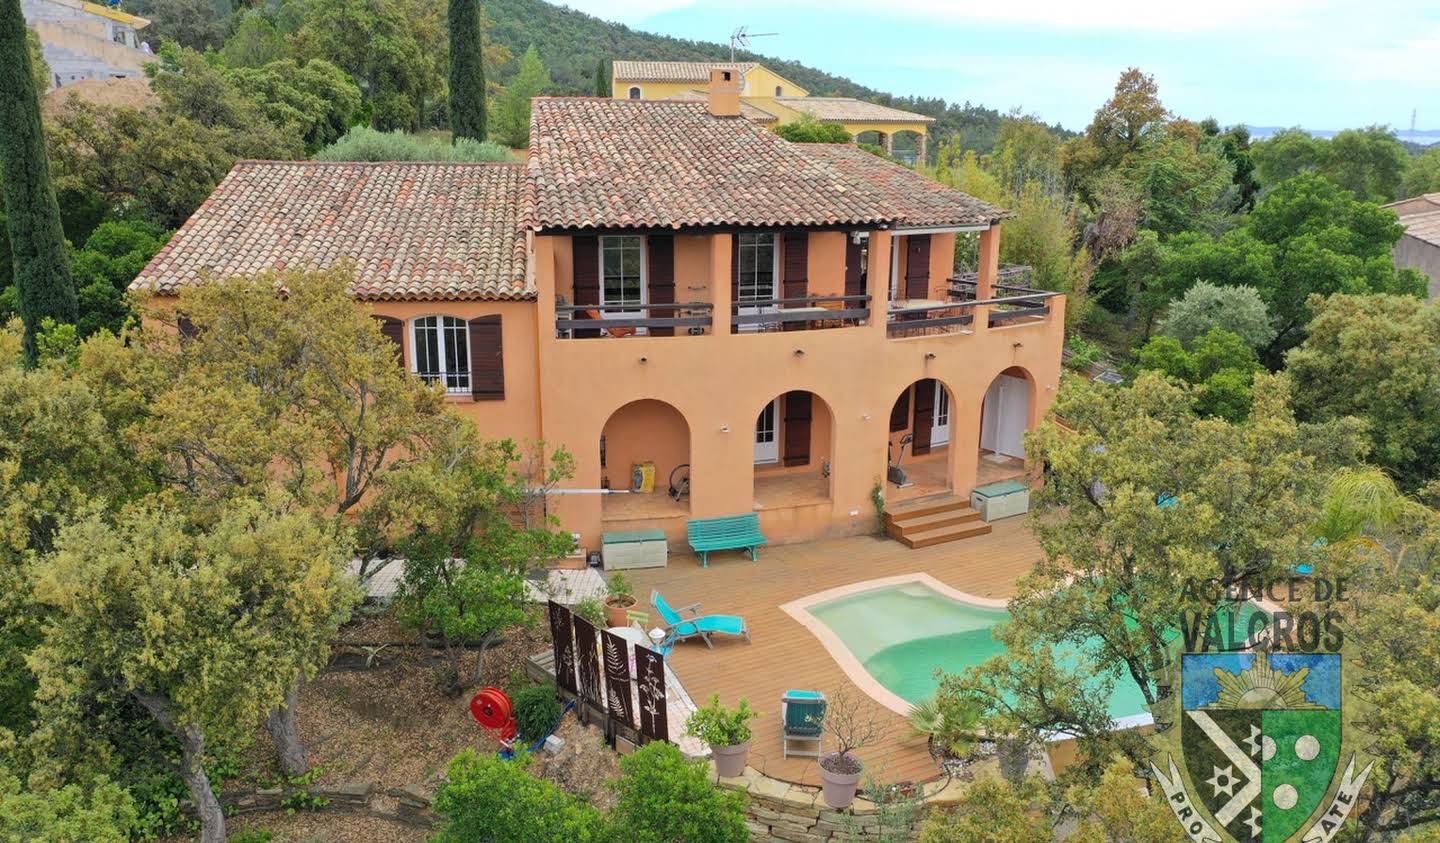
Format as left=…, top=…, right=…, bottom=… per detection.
left=1383, top=193, right=1440, bottom=297
left=611, top=60, right=934, bottom=164
left=22, top=0, right=152, bottom=90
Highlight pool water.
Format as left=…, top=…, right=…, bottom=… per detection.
left=809, top=582, right=1264, bottom=720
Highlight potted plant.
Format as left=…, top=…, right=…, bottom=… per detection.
left=572, top=597, right=607, bottom=628
left=908, top=693, right=992, bottom=780
left=604, top=572, right=637, bottom=627
left=686, top=694, right=758, bottom=778
left=818, top=688, right=886, bottom=809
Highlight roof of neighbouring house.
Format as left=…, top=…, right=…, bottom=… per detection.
left=612, top=61, right=758, bottom=83
left=802, top=143, right=1010, bottom=227
left=661, top=89, right=779, bottom=122
left=527, top=98, right=1003, bottom=231
left=1399, top=210, right=1440, bottom=247
left=773, top=96, right=934, bottom=125
left=131, top=161, right=532, bottom=301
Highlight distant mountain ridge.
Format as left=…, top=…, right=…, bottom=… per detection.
left=485, top=0, right=1070, bottom=153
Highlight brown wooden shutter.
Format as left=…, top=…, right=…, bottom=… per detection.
left=730, top=233, right=740, bottom=334
left=781, top=232, right=807, bottom=303
left=904, top=234, right=931, bottom=299
left=373, top=315, right=405, bottom=368
left=911, top=378, right=935, bottom=456
left=890, top=389, right=910, bottom=432
left=845, top=236, right=865, bottom=297
left=572, top=235, right=600, bottom=338
left=647, top=235, right=675, bottom=337
left=782, top=391, right=812, bottom=467
left=468, top=315, right=504, bottom=400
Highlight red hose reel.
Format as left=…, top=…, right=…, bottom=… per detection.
left=469, top=687, right=518, bottom=746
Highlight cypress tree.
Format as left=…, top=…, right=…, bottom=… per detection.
left=0, top=0, right=76, bottom=362
left=594, top=59, right=607, bottom=97
left=447, top=0, right=486, bottom=142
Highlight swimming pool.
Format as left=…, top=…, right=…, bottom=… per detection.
left=804, top=579, right=1263, bottom=723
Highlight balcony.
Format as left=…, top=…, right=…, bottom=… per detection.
left=730, top=294, right=871, bottom=332
left=555, top=302, right=714, bottom=338
left=886, top=278, right=1057, bottom=339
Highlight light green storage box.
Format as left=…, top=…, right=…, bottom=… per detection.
left=602, top=528, right=668, bottom=570
left=970, top=479, right=1030, bottom=521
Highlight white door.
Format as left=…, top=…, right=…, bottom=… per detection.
left=736, top=233, right=778, bottom=332
left=754, top=399, right=780, bottom=464
left=600, top=235, right=646, bottom=332
left=931, top=381, right=950, bottom=446
left=980, top=375, right=1028, bottom=459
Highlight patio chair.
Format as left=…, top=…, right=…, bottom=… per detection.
left=651, top=590, right=751, bottom=649
left=782, top=690, right=827, bottom=758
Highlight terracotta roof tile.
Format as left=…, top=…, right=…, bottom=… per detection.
left=774, top=96, right=934, bottom=125
left=661, top=89, right=778, bottom=122
left=802, top=144, right=1011, bottom=228
left=612, top=61, right=758, bottom=83
left=528, top=99, right=1005, bottom=231
left=131, top=161, right=531, bottom=301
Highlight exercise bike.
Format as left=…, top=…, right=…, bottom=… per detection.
left=887, top=434, right=915, bottom=488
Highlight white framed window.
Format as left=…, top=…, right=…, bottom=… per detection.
left=412, top=315, right=470, bottom=393
left=736, top=233, right=777, bottom=301
left=933, top=382, right=951, bottom=446
left=600, top=236, right=645, bottom=310
left=628, top=86, right=642, bottom=100
left=754, top=399, right=779, bottom=463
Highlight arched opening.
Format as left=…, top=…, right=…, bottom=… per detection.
left=890, top=130, right=926, bottom=166
left=627, top=86, right=641, bottom=100
left=751, top=390, right=835, bottom=508
left=774, top=84, right=783, bottom=96
left=854, top=130, right=887, bottom=149
left=978, top=367, right=1033, bottom=486
left=600, top=399, right=691, bottom=521
left=885, top=379, right=956, bottom=502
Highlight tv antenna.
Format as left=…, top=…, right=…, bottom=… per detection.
left=730, top=26, right=778, bottom=62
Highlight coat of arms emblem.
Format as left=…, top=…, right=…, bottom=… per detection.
left=1152, top=651, right=1373, bottom=843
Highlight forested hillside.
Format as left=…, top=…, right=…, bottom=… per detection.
left=483, top=0, right=1068, bottom=151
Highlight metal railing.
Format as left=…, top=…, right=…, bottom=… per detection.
left=555, top=302, right=713, bottom=337
left=887, top=288, right=1058, bottom=337
left=730, top=294, right=870, bottom=331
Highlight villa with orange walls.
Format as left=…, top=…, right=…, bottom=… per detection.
left=132, top=71, right=1065, bottom=555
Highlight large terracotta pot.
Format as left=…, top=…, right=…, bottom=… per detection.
left=819, top=753, right=863, bottom=809
left=605, top=595, right=637, bottom=627
left=710, top=740, right=751, bottom=778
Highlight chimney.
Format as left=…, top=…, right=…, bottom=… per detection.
left=707, top=67, right=742, bottom=117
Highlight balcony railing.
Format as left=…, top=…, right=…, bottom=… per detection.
left=555, top=302, right=713, bottom=338
left=887, top=285, right=1058, bottom=338
left=730, top=295, right=871, bottom=332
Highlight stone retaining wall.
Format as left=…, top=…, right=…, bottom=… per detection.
left=714, top=765, right=979, bottom=842
left=216, top=781, right=439, bottom=828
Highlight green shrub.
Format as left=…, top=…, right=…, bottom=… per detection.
left=572, top=597, right=606, bottom=626
left=1063, top=334, right=1103, bottom=371
left=609, top=741, right=748, bottom=843
left=512, top=683, right=562, bottom=740
left=230, top=830, right=275, bottom=843
left=313, top=127, right=513, bottom=162
left=685, top=694, right=757, bottom=747
left=432, top=749, right=604, bottom=843
left=0, top=770, right=137, bottom=843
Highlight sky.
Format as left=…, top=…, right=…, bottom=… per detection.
left=559, top=0, right=1440, bottom=133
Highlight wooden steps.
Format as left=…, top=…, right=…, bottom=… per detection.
left=884, top=494, right=992, bottom=548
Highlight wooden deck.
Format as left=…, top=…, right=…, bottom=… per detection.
left=622, top=514, right=1043, bottom=787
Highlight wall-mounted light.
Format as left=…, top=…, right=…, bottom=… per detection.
left=862, top=412, right=872, bottom=421
left=794, top=348, right=805, bottom=356
left=1011, top=342, right=1023, bottom=349
left=719, top=424, right=731, bottom=433
left=639, top=356, right=649, bottom=364
left=924, top=352, right=937, bottom=360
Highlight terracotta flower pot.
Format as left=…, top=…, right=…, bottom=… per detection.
left=710, top=740, right=751, bottom=778
left=605, top=594, right=637, bottom=628
left=819, top=753, right=863, bottom=809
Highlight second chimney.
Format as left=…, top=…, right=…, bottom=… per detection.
left=707, top=67, right=742, bottom=117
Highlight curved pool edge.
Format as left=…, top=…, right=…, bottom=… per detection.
left=778, top=572, right=1008, bottom=717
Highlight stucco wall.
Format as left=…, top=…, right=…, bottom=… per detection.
left=365, top=299, right=542, bottom=445
left=1394, top=234, right=1440, bottom=298
left=533, top=228, right=1065, bottom=550
left=601, top=398, right=690, bottom=492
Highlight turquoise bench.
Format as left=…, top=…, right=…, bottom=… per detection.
left=687, top=513, right=767, bottom=568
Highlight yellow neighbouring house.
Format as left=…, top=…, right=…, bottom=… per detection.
left=611, top=60, right=934, bottom=164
